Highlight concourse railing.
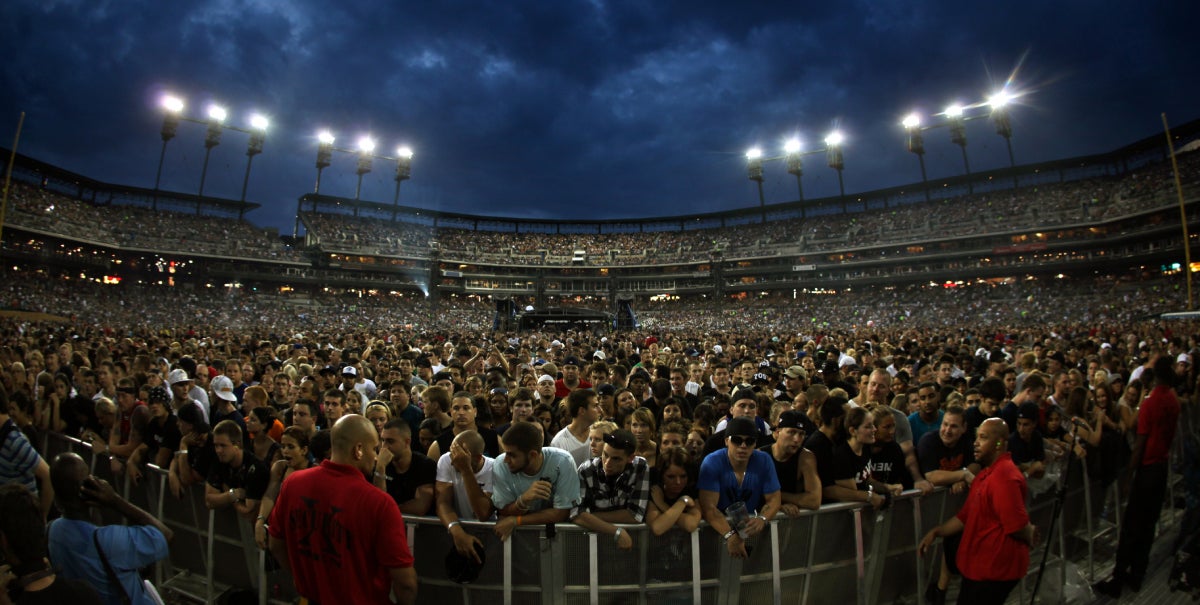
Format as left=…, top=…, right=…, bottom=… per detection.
left=40, top=431, right=1178, bottom=605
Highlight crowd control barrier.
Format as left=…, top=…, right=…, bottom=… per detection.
left=41, top=431, right=1181, bottom=605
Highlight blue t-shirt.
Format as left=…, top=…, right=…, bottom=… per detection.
left=697, top=448, right=780, bottom=515
left=48, top=518, right=169, bottom=605
left=908, top=410, right=944, bottom=446
left=0, top=419, right=40, bottom=496
left=491, top=447, right=581, bottom=512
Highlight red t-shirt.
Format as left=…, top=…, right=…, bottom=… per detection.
left=1138, top=385, right=1180, bottom=466
left=955, top=453, right=1030, bottom=582
left=269, top=461, right=413, bottom=604
left=554, top=378, right=593, bottom=399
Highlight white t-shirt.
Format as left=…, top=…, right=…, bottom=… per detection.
left=550, top=426, right=591, bottom=467
left=435, top=453, right=495, bottom=521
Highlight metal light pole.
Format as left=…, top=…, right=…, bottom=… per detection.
left=784, top=138, right=805, bottom=218
left=315, top=131, right=334, bottom=194
left=393, top=147, right=413, bottom=221
left=238, top=114, right=268, bottom=220
left=354, top=137, right=375, bottom=214
left=746, top=148, right=765, bottom=221
left=903, top=113, right=930, bottom=203
left=989, top=93, right=1017, bottom=188
left=153, top=96, right=184, bottom=212
left=946, top=105, right=972, bottom=194
left=196, top=105, right=226, bottom=214
left=825, top=131, right=846, bottom=212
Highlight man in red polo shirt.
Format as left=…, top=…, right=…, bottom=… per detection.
left=268, top=415, right=417, bottom=604
left=1095, top=355, right=1181, bottom=597
left=919, top=418, right=1036, bottom=604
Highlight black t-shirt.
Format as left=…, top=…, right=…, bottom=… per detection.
left=869, top=440, right=912, bottom=489
left=435, top=426, right=500, bottom=458
left=16, top=576, right=104, bottom=605
left=206, top=451, right=270, bottom=500
left=141, top=415, right=181, bottom=458
left=186, top=440, right=218, bottom=481
left=963, top=405, right=997, bottom=440
left=917, top=431, right=975, bottom=474
left=759, top=445, right=803, bottom=494
left=831, top=442, right=872, bottom=489
left=384, top=452, right=437, bottom=513
left=1009, top=430, right=1046, bottom=465
left=803, top=430, right=838, bottom=488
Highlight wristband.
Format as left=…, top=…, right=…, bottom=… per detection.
left=723, top=528, right=737, bottom=541
left=447, top=521, right=461, bottom=532
left=613, top=528, right=624, bottom=543
left=867, top=485, right=874, bottom=503
left=516, top=515, right=522, bottom=527
left=256, top=515, right=266, bottom=522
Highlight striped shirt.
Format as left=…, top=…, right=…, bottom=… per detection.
left=0, top=419, right=41, bottom=495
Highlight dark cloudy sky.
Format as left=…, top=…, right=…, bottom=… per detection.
left=1, top=1, right=1196, bottom=233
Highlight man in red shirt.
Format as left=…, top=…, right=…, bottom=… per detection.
left=1095, top=355, right=1181, bottom=597
left=268, top=414, right=418, bottom=604
left=919, top=418, right=1036, bottom=604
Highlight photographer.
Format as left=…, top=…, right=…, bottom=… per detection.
left=46, top=453, right=172, bottom=605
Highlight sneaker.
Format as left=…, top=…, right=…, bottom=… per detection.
left=1093, top=577, right=1122, bottom=599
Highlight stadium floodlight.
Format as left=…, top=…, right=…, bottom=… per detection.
left=783, top=138, right=806, bottom=204
left=989, top=90, right=1017, bottom=184
left=314, top=130, right=335, bottom=195
left=393, top=146, right=414, bottom=220
left=153, top=94, right=187, bottom=211
left=240, top=114, right=269, bottom=207
left=783, top=138, right=802, bottom=155
left=987, top=91, right=1011, bottom=109
left=318, top=130, right=336, bottom=145
left=902, top=112, right=929, bottom=201
left=354, top=136, right=375, bottom=202
left=944, top=103, right=971, bottom=190
left=197, top=104, right=227, bottom=202
left=824, top=131, right=846, bottom=209
left=745, top=147, right=766, bottom=212
left=944, top=104, right=964, bottom=119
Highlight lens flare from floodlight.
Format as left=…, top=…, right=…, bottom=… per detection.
left=161, top=95, right=184, bottom=113
left=902, top=113, right=921, bottom=129
left=358, top=136, right=376, bottom=153
left=824, top=131, right=844, bottom=147
left=944, top=104, right=964, bottom=118
left=396, top=146, right=414, bottom=159
left=317, top=130, right=335, bottom=145
left=207, top=105, right=227, bottom=122
left=746, top=147, right=763, bottom=160
left=784, top=138, right=801, bottom=154
left=988, top=91, right=1012, bottom=108
left=249, top=114, right=269, bottom=130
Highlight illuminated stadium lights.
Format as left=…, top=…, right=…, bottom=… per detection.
left=743, top=131, right=847, bottom=217
left=150, top=94, right=274, bottom=214
left=902, top=112, right=930, bottom=202
left=989, top=90, right=1018, bottom=186
left=310, top=130, right=415, bottom=216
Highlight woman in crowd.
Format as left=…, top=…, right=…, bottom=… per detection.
left=417, top=418, right=441, bottom=454
left=245, top=407, right=281, bottom=465
left=630, top=407, right=659, bottom=468
left=866, top=404, right=912, bottom=490
left=532, top=403, right=555, bottom=445
left=829, top=407, right=903, bottom=508
left=645, top=446, right=701, bottom=535
left=254, top=426, right=313, bottom=549
left=364, top=401, right=392, bottom=436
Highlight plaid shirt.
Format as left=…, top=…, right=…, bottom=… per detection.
left=572, top=456, right=651, bottom=522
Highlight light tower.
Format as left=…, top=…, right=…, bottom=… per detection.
left=902, top=113, right=931, bottom=202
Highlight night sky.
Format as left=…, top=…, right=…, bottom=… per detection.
left=1, top=1, right=1197, bottom=233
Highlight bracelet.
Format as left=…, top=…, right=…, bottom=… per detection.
left=447, top=521, right=461, bottom=533
left=516, top=515, right=522, bottom=526
left=867, top=485, right=874, bottom=503
left=175, top=450, right=188, bottom=457
left=754, top=514, right=767, bottom=522
left=256, top=515, right=266, bottom=522
left=613, top=527, right=624, bottom=543
left=723, top=528, right=737, bottom=541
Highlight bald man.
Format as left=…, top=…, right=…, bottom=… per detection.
left=919, top=418, right=1036, bottom=605
left=47, top=453, right=172, bottom=605
left=268, top=415, right=418, bottom=605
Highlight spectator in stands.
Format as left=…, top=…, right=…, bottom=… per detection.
left=1009, top=403, right=1046, bottom=478
left=170, top=369, right=208, bottom=424
left=646, top=446, right=701, bottom=535
left=909, top=382, right=943, bottom=445
left=268, top=415, right=418, bottom=605
left=254, top=426, right=313, bottom=549
left=0, top=388, right=52, bottom=520
left=571, top=429, right=650, bottom=550
left=629, top=407, right=660, bottom=468
left=128, top=387, right=179, bottom=485
left=827, top=407, right=903, bottom=508
left=429, top=391, right=501, bottom=459
left=435, top=430, right=495, bottom=565
left=866, top=403, right=912, bottom=489
left=551, top=389, right=600, bottom=467
left=705, top=389, right=773, bottom=455
left=805, top=396, right=847, bottom=498
left=289, top=399, right=319, bottom=441
left=47, top=452, right=172, bottom=605
left=490, top=422, right=581, bottom=541
left=374, top=420, right=436, bottom=516
left=918, top=404, right=980, bottom=604
left=760, top=410, right=821, bottom=514
left=204, top=420, right=269, bottom=521
left=365, top=402, right=392, bottom=436
left=698, top=416, right=782, bottom=559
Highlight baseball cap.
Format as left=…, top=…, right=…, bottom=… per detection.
left=563, top=356, right=581, bottom=367
left=596, top=384, right=615, bottom=396
left=211, top=375, right=237, bottom=402
left=603, top=429, right=637, bottom=454
left=537, top=374, right=555, bottom=385
left=776, top=410, right=809, bottom=431
left=146, top=386, right=170, bottom=405
left=593, top=350, right=606, bottom=360
left=1017, top=402, right=1040, bottom=422
left=342, top=366, right=358, bottom=377
left=752, top=373, right=770, bottom=385
left=167, top=369, right=192, bottom=385
left=489, top=387, right=509, bottom=397
left=726, top=416, right=758, bottom=438
left=731, top=387, right=757, bottom=404
left=1178, top=353, right=1192, bottom=365
left=785, top=366, right=807, bottom=380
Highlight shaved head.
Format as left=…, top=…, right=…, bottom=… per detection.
left=330, top=414, right=380, bottom=475
left=50, top=452, right=89, bottom=508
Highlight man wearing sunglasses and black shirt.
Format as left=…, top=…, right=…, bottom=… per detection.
left=698, top=416, right=782, bottom=559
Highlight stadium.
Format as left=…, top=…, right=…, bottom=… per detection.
left=0, top=114, right=1197, bottom=605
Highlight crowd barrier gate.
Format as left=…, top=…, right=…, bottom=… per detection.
left=40, top=432, right=1181, bottom=605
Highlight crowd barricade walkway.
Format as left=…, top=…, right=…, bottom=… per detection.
left=38, top=430, right=1182, bottom=605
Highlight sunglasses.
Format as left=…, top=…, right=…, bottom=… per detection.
left=728, top=436, right=756, bottom=447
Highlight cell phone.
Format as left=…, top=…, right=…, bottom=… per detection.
left=80, top=477, right=100, bottom=503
